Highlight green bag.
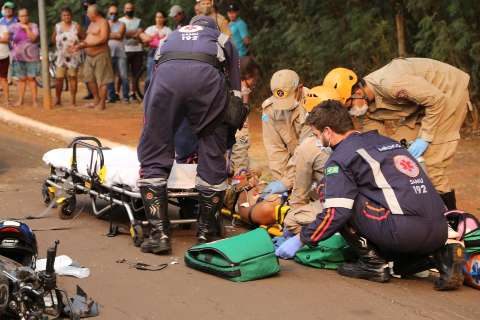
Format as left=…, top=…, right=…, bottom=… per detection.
left=294, top=234, right=349, bottom=270
left=184, top=228, right=280, bottom=282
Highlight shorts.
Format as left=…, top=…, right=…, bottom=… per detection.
left=0, top=57, right=9, bottom=78
left=56, top=66, right=78, bottom=79
left=83, top=51, right=114, bottom=86
left=126, top=51, right=143, bottom=78
left=11, top=60, right=40, bottom=79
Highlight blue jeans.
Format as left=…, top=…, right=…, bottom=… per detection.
left=108, top=56, right=129, bottom=100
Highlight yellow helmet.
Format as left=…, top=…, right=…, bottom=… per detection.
left=323, top=68, right=358, bottom=103
left=303, top=85, right=341, bottom=112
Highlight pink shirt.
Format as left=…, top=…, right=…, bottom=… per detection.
left=10, top=22, right=39, bottom=62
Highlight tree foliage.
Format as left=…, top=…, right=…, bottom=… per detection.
left=22, top=0, right=480, bottom=101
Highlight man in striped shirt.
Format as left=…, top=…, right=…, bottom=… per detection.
left=276, top=100, right=465, bottom=291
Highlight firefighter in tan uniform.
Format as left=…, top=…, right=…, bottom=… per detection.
left=260, top=69, right=310, bottom=198
left=196, top=0, right=231, bottom=36
left=323, top=58, right=471, bottom=210
left=283, top=86, right=342, bottom=234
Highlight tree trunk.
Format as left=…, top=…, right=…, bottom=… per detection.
left=394, top=2, right=407, bottom=57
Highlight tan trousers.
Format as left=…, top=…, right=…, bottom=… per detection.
left=283, top=200, right=322, bottom=234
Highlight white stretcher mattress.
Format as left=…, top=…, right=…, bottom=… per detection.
left=42, top=147, right=197, bottom=191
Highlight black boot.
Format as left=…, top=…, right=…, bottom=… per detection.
left=392, top=256, right=435, bottom=278
left=433, top=243, right=465, bottom=290
left=337, top=227, right=390, bottom=283
left=440, top=190, right=457, bottom=210
left=139, top=184, right=171, bottom=254
left=197, top=189, right=225, bottom=244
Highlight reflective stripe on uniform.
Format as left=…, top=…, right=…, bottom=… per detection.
left=216, top=33, right=228, bottom=62
left=311, top=208, right=335, bottom=242
left=356, top=148, right=404, bottom=215
left=324, top=198, right=354, bottom=209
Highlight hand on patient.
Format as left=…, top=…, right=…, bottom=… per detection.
left=275, top=235, right=303, bottom=259
left=260, top=180, right=288, bottom=199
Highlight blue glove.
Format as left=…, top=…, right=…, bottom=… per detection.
left=408, top=138, right=430, bottom=158
left=275, top=235, right=303, bottom=259
left=260, top=180, right=288, bottom=199
left=272, top=230, right=295, bottom=249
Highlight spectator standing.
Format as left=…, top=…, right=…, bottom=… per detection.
left=226, top=3, right=250, bottom=57
left=196, top=0, right=231, bottom=35
left=0, top=19, right=9, bottom=106
left=119, top=2, right=143, bottom=102
left=140, top=11, right=171, bottom=90
left=80, top=0, right=96, bottom=100
left=73, top=4, right=113, bottom=110
left=168, top=5, right=189, bottom=29
left=107, top=4, right=128, bottom=103
left=52, top=7, right=83, bottom=107
left=10, top=8, right=40, bottom=108
left=0, top=1, right=17, bottom=27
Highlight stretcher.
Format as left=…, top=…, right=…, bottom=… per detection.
left=41, top=137, right=200, bottom=246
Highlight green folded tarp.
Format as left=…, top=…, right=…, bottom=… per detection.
left=294, top=234, right=350, bottom=270
left=185, top=228, right=280, bottom=282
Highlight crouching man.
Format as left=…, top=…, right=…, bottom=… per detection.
left=276, top=100, right=465, bottom=290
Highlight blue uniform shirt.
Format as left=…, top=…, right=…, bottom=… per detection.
left=301, top=131, right=447, bottom=253
left=160, top=24, right=241, bottom=91
left=229, top=18, right=249, bottom=57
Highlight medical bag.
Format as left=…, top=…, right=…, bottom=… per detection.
left=294, top=234, right=350, bottom=270
left=184, top=228, right=280, bottom=282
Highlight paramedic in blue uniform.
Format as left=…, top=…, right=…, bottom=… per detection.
left=137, top=15, right=241, bottom=254
left=276, top=100, right=465, bottom=291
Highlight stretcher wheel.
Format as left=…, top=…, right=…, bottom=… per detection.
left=59, top=196, right=76, bottom=220
left=41, top=182, right=56, bottom=207
left=130, top=224, right=144, bottom=247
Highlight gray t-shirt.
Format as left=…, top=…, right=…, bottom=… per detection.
left=108, top=21, right=126, bottom=58
left=118, top=16, right=142, bottom=52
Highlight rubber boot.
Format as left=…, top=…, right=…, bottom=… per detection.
left=139, top=184, right=171, bottom=254
left=440, top=190, right=457, bottom=211
left=433, top=243, right=465, bottom=290
left=197, top=189, right=225, bottom=244
left=337, top=227, right=391, bottom=283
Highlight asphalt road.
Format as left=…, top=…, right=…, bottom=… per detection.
left=0, top=122, right=479, bottom=320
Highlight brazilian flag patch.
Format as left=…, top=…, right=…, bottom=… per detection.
left=326, top=165, right=340, bottom=176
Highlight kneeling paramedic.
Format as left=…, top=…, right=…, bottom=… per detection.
left=276, top=101, right=465, bottom=290
left=323, top=59, right=471, bottom=210
left=137, top=16, right=241, bottom=254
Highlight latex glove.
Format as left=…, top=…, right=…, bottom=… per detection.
left=408, top=138, right=429, bottom=158
left=272, top=230, right=295, bottom=249
left=260, top=180, right=288, bottom=199
left=275, top=235, right=303, bottom=259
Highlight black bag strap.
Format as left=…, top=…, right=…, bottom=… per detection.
left=156, top=51, right=221, bottom=69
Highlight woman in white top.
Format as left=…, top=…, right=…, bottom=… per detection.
left=51, top=7, right=83, bottom=106
left=139, top=10, right=171, bottom=90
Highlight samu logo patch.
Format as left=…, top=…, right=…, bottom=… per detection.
left=326, top=165, right=340, bottom=176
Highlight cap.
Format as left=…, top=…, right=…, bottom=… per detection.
left=227, top=3, right=239, bottom=11
left=270, top=69, right=300, bottom=110
left=190, top=15, right=217, bottom=29
left=169, top=5, right=183, bottom=17
left=2, top=1, right=15, bottom=9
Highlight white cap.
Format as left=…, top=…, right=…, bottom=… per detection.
left=169, top=5, right=184, bottom=17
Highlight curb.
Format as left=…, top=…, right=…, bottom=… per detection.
left=0, top=107, right=125, bottom=148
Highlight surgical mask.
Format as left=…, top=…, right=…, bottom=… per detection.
left=349, top=103, right=369, bottom=117
left=125, top=10, right=134, bottom=17
left=109, top=14, right=117, bottom=21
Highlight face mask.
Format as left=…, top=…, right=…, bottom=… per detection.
left=109, top=14, right=117, bottom=21
left=349, top=103, right=369, bottom=117
left=125, top=10, right=134, bottom=17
